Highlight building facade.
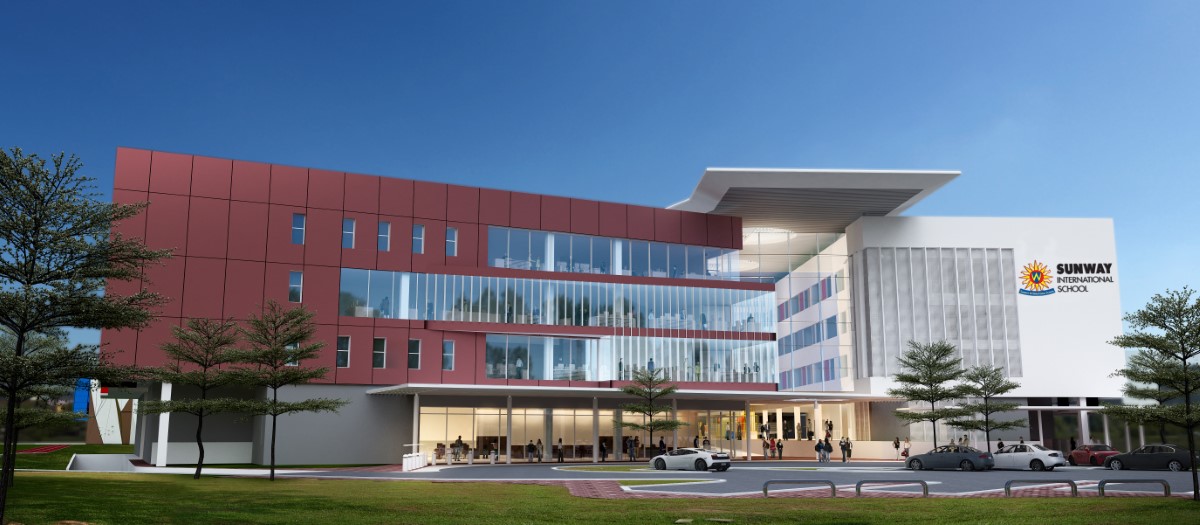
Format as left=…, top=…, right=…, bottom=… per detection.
left=101, top=148, right=1127, bottom=465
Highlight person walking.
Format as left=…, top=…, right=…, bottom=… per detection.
left=693, top=435, right=700, bottom=448
left=823, top=438, right=833, bottom=463
left=557, top=438, right=565, bottom=463
left=893, top=437, right=901, bottom=460
left=600, top=441, right=608, bottom=462
left=838, top=437, right=848, bottom=462
left=536, top=439, right=544, bottom=462
left=769, top=437, right=777, bottom=459
left=814, top=439, right=824, bottom=462
left=845, top=437, right=853, bottom=462
left=902, top=437, right=911, bottom=460
left=761, top=438, right=769, bottom=460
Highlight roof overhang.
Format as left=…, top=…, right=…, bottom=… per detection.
left=669, top=168, right=959, bottom=233
left=366, top=383, right=894, bottom=403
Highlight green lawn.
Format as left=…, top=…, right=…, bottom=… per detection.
left=5, top=472, right=1199, bottom=525
left=13, top=444, right=133, bottom=470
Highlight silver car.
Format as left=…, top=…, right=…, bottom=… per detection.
left=992, top=444, right=1067, bottom=471
left=650, top=447, right=731, bottom=471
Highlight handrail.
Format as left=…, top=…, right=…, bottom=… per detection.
left=762, top=479, right=837, bottom=498
left=855, top=480, right=929, bottom=497
left=1003, top=479, right=1078, bottom=497
left=1097, top=479, right=1171, bottom=497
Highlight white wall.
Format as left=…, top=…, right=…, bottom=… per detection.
left=846, top=216, right=1124, bottom=398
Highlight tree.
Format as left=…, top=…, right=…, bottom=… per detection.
left=1102, top=287, right=1200, bottom=501
left=616, top=368, right=686, bottom=458
left=0, top=148, right=166, bottom=522
left=948, top=366, right=1026, bottom=452
left=140, top=319, right=244, bottom=479
left=887, top=340, right=966, bottom=449
left=236, top=301, right=346, bottom=480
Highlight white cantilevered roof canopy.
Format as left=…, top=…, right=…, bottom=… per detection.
left=669, top=168, right=959, bottom=233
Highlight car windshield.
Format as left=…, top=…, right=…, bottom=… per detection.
left=1091, top=445, right=1114, bottom=451
left=1032, top=445, right=1049, bottom=451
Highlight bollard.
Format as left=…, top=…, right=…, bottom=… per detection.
left=762, top=479, right=837, bottom=498
left=1003, top=479, right=1078, bottom=497
left=855, top=480, right=929, bottom=497
left=1097, top=479, right=1171, bottom=497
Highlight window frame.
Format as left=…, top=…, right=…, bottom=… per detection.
left=342, top=218, right=356, bottom=249
left=373, top=337, right=386, bottom=369
left=336, top=336, right=350, bottom=368
left=288, top=271, right=303, bottom=303
left=291, top=213, right=306, bottom=245
left=378, top=221, right=391, bottom=252
left=413, top=224, right=425, bottom=255
left=442, top=340, right=455, bottom=371
left=446, top=227, right=458, bottom=257
left=407, top=338, right=421, bottom=369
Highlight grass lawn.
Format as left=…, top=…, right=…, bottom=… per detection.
left=13, top=444, right=133, bottom=470
left=6, top=472, right=1199, bottom=525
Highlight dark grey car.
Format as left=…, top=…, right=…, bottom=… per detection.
left=1105, top=444, right=1198, bottom=471
left=907, top=445, right=995, bottom=471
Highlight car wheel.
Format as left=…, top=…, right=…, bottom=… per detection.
left=654, top=459, right=666, bottom=471
left=1031, top=460, right=1045, bottom=471
left=1089, top=456, right=1098, bottom=466
left=718, top=464, right=729, bottom=472
left=909, top=459, right=923, bottom=471
left=1168, top=460, right=1183, bottom=472
left=1046, top=466, right=1055, bottom=471
left=1109, top=459, right=1123, bottom=471
left=960, top=460, right=974, bottom=472
left=1067, top=456, right=1077, bottom=466
left=694, top=459, right=707, bottom=472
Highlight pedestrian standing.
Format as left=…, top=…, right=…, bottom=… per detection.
left=839, top=437, right=848, bottom=462
left=814, top=439, right=824, bottom=462
left=902, top=437, right=911, bottom=460
left=823, top=438, right=832, bottom=462
left=634, top=436, right=641, bottom=460
left=557, top=438, right=565, bottom=463
left=600, top=441, right=608, bottom=462
left=776, top=439, right=784, bottom=459
left=893, top=437, right=901, bottom=460
left=694, top=435, right=700, bottom=448
left=659, top=437, right=666, bottom=457
left=526, top=440, right=536, bottom=463
left=536, top=439, right=544, bottom=462
left=762, top=438, right=769, bottom=460
left=845, top=438, right=853, bottom=462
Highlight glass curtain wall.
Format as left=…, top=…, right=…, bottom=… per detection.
left=420, top=407, right=614, bottom=462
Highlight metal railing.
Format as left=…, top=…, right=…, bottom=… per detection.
left=762, top=479, right=837, bottom=498
left=1003, top=479, right=1078, bottom=497
left=855, top=480, right=929, bottom=497
left=1097, top=479, right=1171, bottom=497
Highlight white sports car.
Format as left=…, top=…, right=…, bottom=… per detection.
left=650, top=448, right=731, bottom=471
left=991, top=443, right=1068, bottom=471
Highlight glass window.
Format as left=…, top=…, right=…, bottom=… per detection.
left=342, top=218, right=356, bottom=249
left=408, top=339, right=421, bottom=369
left=339, top=268, right=369, bottom=316
left=530, top=230, right=548, bottom=271
left=686, top=246, right=705, bottom=279
left=649, top=243, right=668, bottom=277
left=552, top=233, right=570, bottom=272
left=631, top=241, right=649, bottom=277
left=485, top=334, right=506, bottom=379
left=446, top=227, right=458, bottom=257
left=667, top=244, right=685, bottom=278
left=336, top=336, right=350, bottom=368
left=592, top=237, right=611, bottom=275
left=571, top=235, right=590, bottom=273
left=488, top=226, right=508, bottom=267
left=378, top=221, right=391, bottom=251
left=288, top=271, right=303, bottom=303
left=442, top=340, right=454, bottom=371
left=413, top=224, right=425, bottom=254
left=291, top=213, right=306, bottom=245
left=509, top=229, right=530, bottom=270
left=373, top=338, right=386, bottom=368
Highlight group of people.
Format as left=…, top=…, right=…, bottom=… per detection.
left=760, top=437, right=786, bottom=459
left=893, top=437, right=912, bottom=459
left=813, top=437, right=853, bottom=462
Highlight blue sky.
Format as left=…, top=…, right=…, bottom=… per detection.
left=2, top=1, right=1197, bottom=345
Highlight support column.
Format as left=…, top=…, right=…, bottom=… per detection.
left=154, top=383, right=172, bottom=467
left=411, top=393, right=421, bottom=454
left=1102, top=413, right=1111, bottom=446
left=614, top=410, right=623, bottom=461
left=672, top=399, right=678, bottom=451
left=813, top=400, right=823, bottom=442
left=1138, top=424, right=1145, bottom=447
left=760, top=409, right=768, bottom=439
left=775, top=407, right=783, bottom=440
left=1124, top=421, right=1132, bottom=451
left=1078, top=397, right=1090, bottom=444
left=792, top=406, right=800, bottom=440
left=506, top=396, right=513, bottom=465
left=544, top=408, right=553, bottom=464
left=743, top=401, right=751, bottom=460
left=592, top=397, right=599, bottom=463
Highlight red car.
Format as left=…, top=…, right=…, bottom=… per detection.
left=1068, top=444, right=1120, bottom=466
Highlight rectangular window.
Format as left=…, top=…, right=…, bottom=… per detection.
left=408, top=339, right=421, bottom=369
left=446, top=227, right=458, bottom=257
left=373, top=338, right=386, bottom=369
left=378, top=221, right=391, bottom=252
left=291, top=213, right=306, bottom=244
left=336, top=336, right=350, bottom=368
left=342, top=218, right=356, bottom=249
left=442, top=340, right=455, bottom=371
left=285, top=342, right=299, bottom=367
left=413, top=224, right=425, bottom=254
left=288, top=271, right=303, bottom=302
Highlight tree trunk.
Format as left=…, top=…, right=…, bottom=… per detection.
left=930, top=401, right=938, bottom=449
left=0, top=388, right=19, bottom=524
left=270, top=388, right=278, bottom=481
left=194, top=409, right=205, bottom=480
left=1182, top=352, right=1198, bottom=501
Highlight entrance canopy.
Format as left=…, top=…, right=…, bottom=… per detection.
left=366, top=383, right=895, bottom=404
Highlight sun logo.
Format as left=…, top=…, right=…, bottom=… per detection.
left=1019, top=260, right=1055, bottom=296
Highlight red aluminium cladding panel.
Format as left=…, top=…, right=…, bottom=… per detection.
left=145, top=256, right=185, bottom=318
left=478, top=188, right=510, bottom=227
left=447, top=185, right=479, bottom=223
left=191, top=155, right=232, bottom=199
left=510, top=192, right=540, bottom=230
left=223, top=259, right=265, bottom=320
left=406, top=329, right=444, bottom=383
left=114, top=147, right=151, bottom=191
left=410, top=219, right=447, bottom=272
left=413, top=181, right=448, bottom=220
left=303, top=208, right=342, bottom=267
left=181, top=256, right=226, bottom=320
left=731, top=216, right=744, bottom=249
left=134, top=318, right=182, bottom=368
left=379, top=177, right=413, bottom=217
left=186, top=197, right=229, bottom=259
left=148, top=151, right=192, bottom=195
left=269, top=165, right=308, bottom=206
left=540, top=195, right=570, bottom=233
left=266, top=205, right=306, bottom=264
left=706, top=214, right=734, bottom=249
left=333, top=325, right=374, bottom=385
left=231, top=160, right=271, bottom=202
left=227, top=201, right=268, bottom=261
left=308, top=324, right=340, bottom=384
left=307, top=169, right=345, bottom=210
left=376, top=215, right=413, bottom=272
left=597, top=202, right=627, bottom=238
left=445, top=221, right=478, bottom=269
left=440, top=332, right=477, bottom=384
left=653, top=208, right=682, bottom=244
left=680, top=211, right=708, bottom=246
left=303, top=265, right=341, bottom=326
left=345, top=173, right=380, bottom=214
left=570, top=199, right=599, bottom=235
left=341, top=213, right=378, bottom=270
left=371, top=326, right=410, bottom=385
left=626, top=206, right=654, bottom=240
left=144, top=193, right=190, bottom=257
left=100, top=327, right=138, bottom=366
left=112, top=189, right=148, bottom=240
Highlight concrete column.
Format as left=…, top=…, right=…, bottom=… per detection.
left=672, top=398, right=679, bottom=451
left=1102, top=413, right=1111, bottom=446
left=1079, top=397, right=1090, bottom=444
left=743, top=401, right=751, bottom=460
left=813, top=400, right=823, bottom=441
left=544, top=408, right=553, bottom=463
left=592, top=397, right=599, bottom=463
left=614, top=409, right=623, bottom=461
left=792, top=406, right=800, bottom=440
left=760, top=409, right=768, bottom=438
left=1124, top=421, right=1132, bottom=451
left=775, top=408, right=783, bottom=440
left=154, top=382, right=172, bottom=467
left=1138, top=424, right=1145, bottom=447
left=506, top=396, right=513, bottom=464
left=411, top=393, right=421, bottom=454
